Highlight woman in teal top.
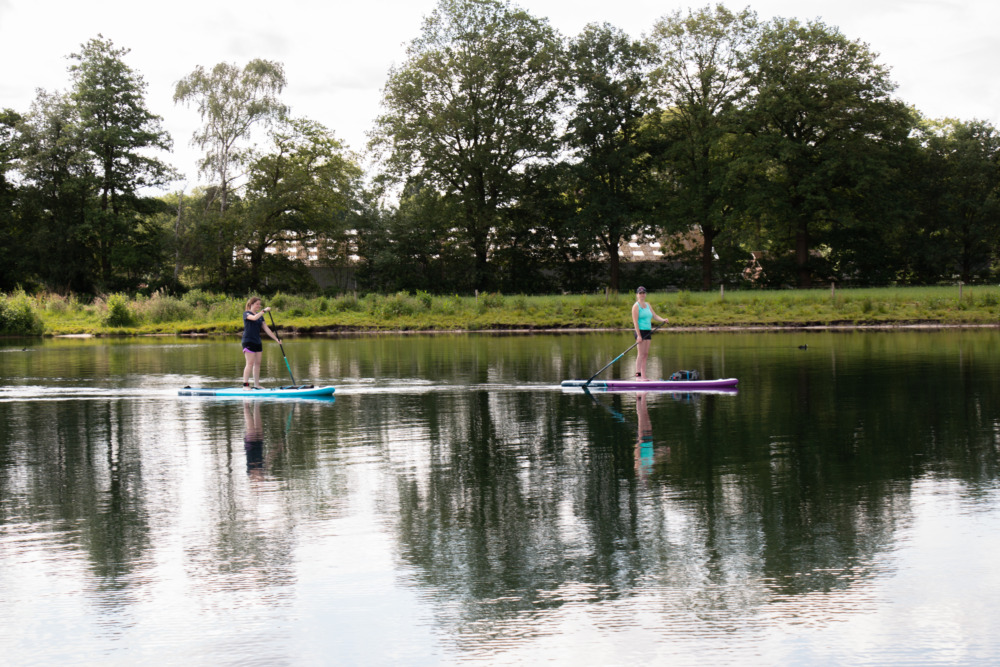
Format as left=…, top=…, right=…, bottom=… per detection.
left=631, top=286, right=668, bottom=380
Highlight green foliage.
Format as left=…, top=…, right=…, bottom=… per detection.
left=181, top=288, right=228, bottom=309
left=564, top=22, right=657, bottom=291
left=103, top=292, right=136, bottom=327
left=21, top=286, right=1000, bottom=334
left=137, top=292, right=194, bottom=323
left=173, top=59, right=288, bottom=294
left=478, top=292, right=505, bottom=313
left=646, top=5, right=759, bottom=289
left=0, top=290, right=45, bottom=335
left=371, top=0, right=564, bottom=290
left=378, top=292, right=419, bottom=318
left=741, top=17, right=917, bottom=288
left=333, top=294, right=361, bottom=312
left=3, top=13, right=1000, bottom=295
left=416, top=290, right=433, bottom=310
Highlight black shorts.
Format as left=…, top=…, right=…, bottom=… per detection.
left=242, top=340, right=263, bottom=353
left=638, top=330, right=652, bottom=341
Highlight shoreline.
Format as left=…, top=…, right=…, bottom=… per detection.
left=46, top=321, right=1000, bottom=338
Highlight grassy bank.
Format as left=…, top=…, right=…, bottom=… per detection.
left=3, top=285, right=998, bottom=337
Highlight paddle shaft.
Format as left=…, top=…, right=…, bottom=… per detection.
left=586, top=321, right=667, bottom=385
left=267, top=311, right=297, bottom=386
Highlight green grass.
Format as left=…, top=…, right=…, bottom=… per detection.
left=5, top=285, right=999, bottom=337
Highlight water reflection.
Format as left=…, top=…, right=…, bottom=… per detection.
left=244, top=400, right=265, bottom=474
left=635, top=392, right=655, bottom=479
left=2, top=331, right=1000, bottom=663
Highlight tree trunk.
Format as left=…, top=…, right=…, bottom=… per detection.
left=608, top=245, right=621, bottom=292
left=701, top=224, right=717, bottom=290
left=796, top=218, right=811, bottom=288
left=174, top=191, right=183, bottom=286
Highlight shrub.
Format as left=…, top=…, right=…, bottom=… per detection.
left=140, top=292, right=194, bottom=323
left=334, top=294, right=361, bottom=312
left=104, top=293, right=136, bottom=327
left=478, top=292, right=504, bottom=313
left=379, top=292, right=417, bottom=318
left=44, top=293, right=70, bottom=314
left=0, top=290, right=45, bottom=335
left=208, top=301, right=242, bottom=321
left=182, top=289, right=228, bottom=309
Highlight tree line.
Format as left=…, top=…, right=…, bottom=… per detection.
left=2, top=1, right=998, bottom=298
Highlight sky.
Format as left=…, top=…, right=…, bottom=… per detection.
left=2, top=0, right=998, bottom=189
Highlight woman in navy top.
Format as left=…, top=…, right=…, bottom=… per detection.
left=242, top=296, right=281, bottom=389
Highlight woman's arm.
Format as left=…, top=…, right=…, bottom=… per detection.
left=632, top=303, right=641, bottom=337
left=260, top=322, right=280, bottom=343
left=649, top=305, right=669, bottom=324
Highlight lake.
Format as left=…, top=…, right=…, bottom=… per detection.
left=2, top=330, right=1000, bottom=665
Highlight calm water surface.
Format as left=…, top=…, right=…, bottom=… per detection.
left=2, top=330, right=1000, bottom=665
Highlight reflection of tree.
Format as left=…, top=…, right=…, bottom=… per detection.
left=187, top=402, right=309, bottom=591
left=377, top=340, right=1000, bottom=645
left=0, top=400, right=152, bottom=591
left=3, top=331, right=1000, bottom=653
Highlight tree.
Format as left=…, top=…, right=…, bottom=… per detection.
left=355, top=180, right=474, bottom=293
left=174, top=59, right=287, bottom=291
left=742, top=18, right=914, bottom=287
left=646, top=4, right=759, bottom=289
left=68, top=35, right=176, bottom=289
left=911, top=118, right=1000, bottom=282
left=564, top=22, right=657, bottom=292
left=371, top=0, right=564, bottom=290
left=0, top=109, right=27, bottom=290
left=16, top=90, right=96, bottom=293
left=238, top=117, right=362, bottom=291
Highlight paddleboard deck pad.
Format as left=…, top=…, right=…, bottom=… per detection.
left=179, top=385, right=335, bottom=398
left=561, top=378, right=738, bottom=392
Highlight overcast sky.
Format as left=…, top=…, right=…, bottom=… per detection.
left=2, top=0, right=998, bottom=188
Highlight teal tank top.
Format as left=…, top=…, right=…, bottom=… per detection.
left=636, top=302, right=652, bottom=330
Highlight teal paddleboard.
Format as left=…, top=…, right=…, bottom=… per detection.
left=179, top=385, right=335, bottom=398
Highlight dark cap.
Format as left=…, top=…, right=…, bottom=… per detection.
left=636, top=286, right=647, bottom=293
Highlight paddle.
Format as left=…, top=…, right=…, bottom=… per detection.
left=585, top=320, right=667, bottom=386
left=267, top=311, right=298, bottom=387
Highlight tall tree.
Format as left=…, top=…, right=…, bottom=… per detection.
left=355, top=180, right=473, bottom=293
left=238, top=117, right=362, bottom=291
left=564, top=22, right=657, bottom=292
left=912, top=118, right=1000, bottom=282
left=68, top=35, right=175, bottom=289
left=16, top=91, right=96, bottom=293
left=742, top=18, right=913, bottom=287
left=0, top=109, right=26, bottom=290
left=371, top=0, right=564, bottom=290
left=646, top=4, right=759, bottom=289
left=174, top=59, right=287, bottom=291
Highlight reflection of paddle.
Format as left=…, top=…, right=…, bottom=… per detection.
left=585, top=321, right=667, bottom=386
left=582, top=386, right=634, bottom=427
left=267, top=311, right=298, bottom=387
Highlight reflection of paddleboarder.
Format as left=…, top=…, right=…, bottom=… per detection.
left=636, top=392, right=654, bottom=478
left=244, top=400, right=264, bottom=475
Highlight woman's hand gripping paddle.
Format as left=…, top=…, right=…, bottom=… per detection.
left=267, top=311, right=298, bottom=388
